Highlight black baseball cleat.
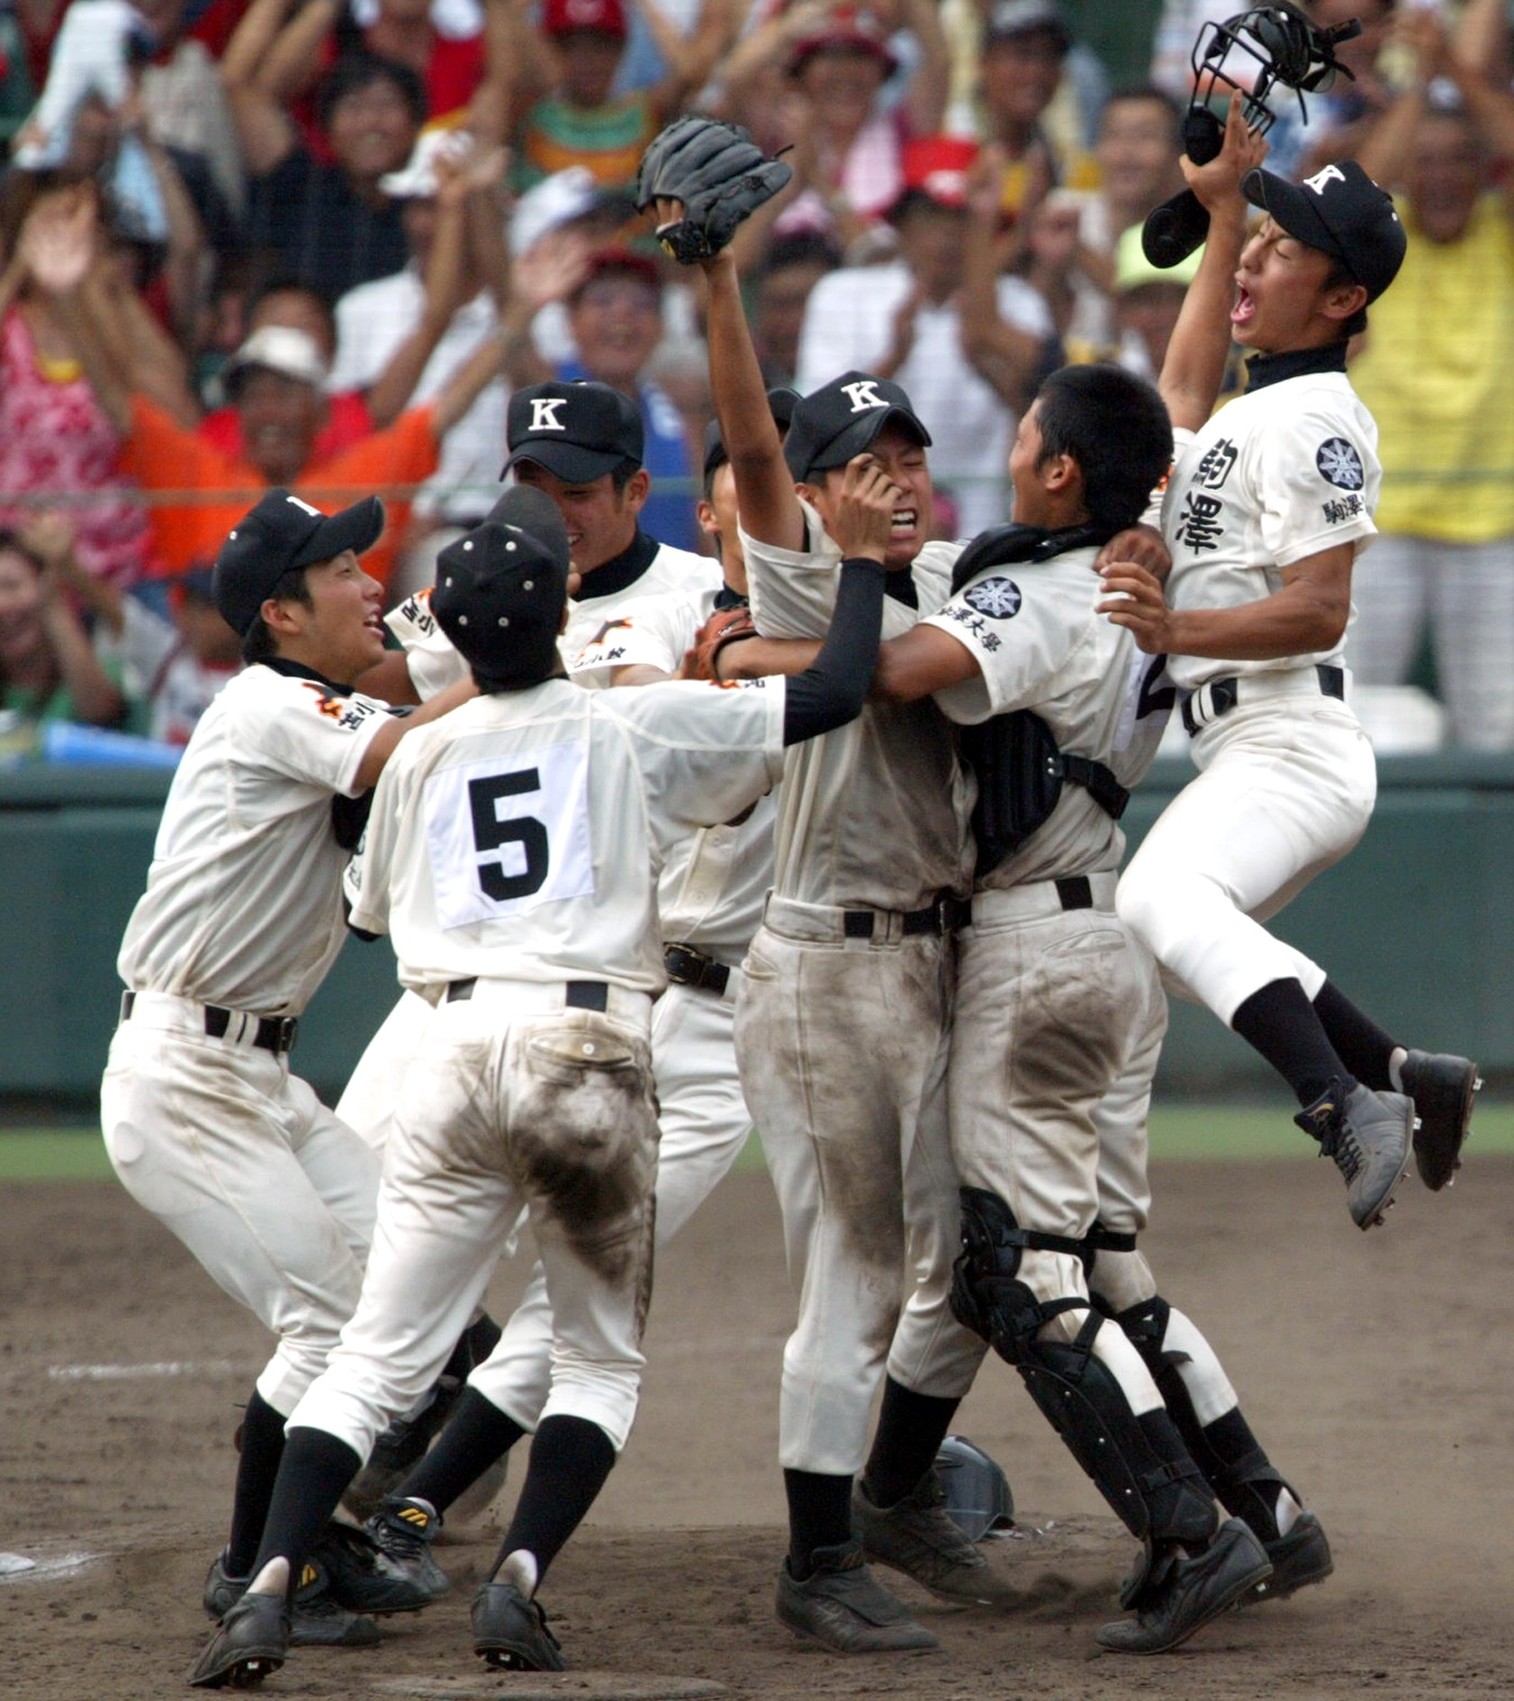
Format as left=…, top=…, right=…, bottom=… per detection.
left=189, top=1588, right=289, bottom=1689
left=203, top=1550, right=380, bottom=1648
left=1295, top=1080, right=1415, bottom=1230
left=472, top=1581, right=566, bottom=1671
left=1400, top=1050, right=1480, bottom=1191
left=1243, top=1511, right=1334, bottom=1605
left=1094, top=1518, right=1273, bottom=1654
left=852, top=1472, right=1016, bottom=1607
left=311, top=1518, right=440, bottom=1614
left=365, top=1496, right=452, bottom=1601
left=775, top=1540, right=940, bottom=1653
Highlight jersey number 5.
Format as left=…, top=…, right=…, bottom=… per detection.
left=469, top=770, right=549, bottom=901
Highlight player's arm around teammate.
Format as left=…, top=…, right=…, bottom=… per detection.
left=187, top=479, right=895, bottom=1689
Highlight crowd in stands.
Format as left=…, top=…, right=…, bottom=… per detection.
left=0, top=0, right=1510, bottom=748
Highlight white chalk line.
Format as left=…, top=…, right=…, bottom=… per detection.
left=47, top=1359, right=237, bottom=1382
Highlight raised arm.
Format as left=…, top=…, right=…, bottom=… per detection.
left=21, top=190, right=132, bottom=436
left=899, top=0, right=950, bottom=137
left=252, top=0, right=340, bottom=108
left=958, top=146, right=1051, bottom=414
left=365, top=144, right=507, bottom=428
left=1157, top=94, right=1265, bottom=434
left=219, top=0, right=301, bottom=178
left=694, top=245, right=806, bottom=552
left=641, top=0, right=742, bottom=123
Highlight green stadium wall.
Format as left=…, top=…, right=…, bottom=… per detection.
left=2, top=754, right=1508, bottom=1106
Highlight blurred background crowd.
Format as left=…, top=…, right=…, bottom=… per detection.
left=0, top=0, right=1510, bottom=752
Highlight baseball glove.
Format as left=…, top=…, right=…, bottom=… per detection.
left=636, top=115, right=793, bottom=265
left=681, top=602, right=758, bottom=681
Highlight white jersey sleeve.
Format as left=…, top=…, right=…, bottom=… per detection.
left=1259, top=397, right=1379, bottom=567
left=925, top=562, right=1093, bottom=726
left=386, top=588, right=470, bottom=701
left=608, top=677, right=787, bottom=851
left=567, top=590, right=707, bottom=681
left=239, top=670, right=393, bottom=798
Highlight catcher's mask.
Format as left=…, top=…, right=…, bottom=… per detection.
left=1143, top=4, right=1362, bottom=268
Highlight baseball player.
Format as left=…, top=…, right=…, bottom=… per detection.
left=642, top=131, right=1013, bottom=1653
left=1100, top=98, right=1479, bottom=1231
left=331, top=379, right=724, bottom=1511
left=350, top=403, right=798, bottom=1566
left=187, top=476, right=897, bottom=1689
left=99, top=490, right=474, bottom=1648
left=861, top=361, right=1311, bottom=1651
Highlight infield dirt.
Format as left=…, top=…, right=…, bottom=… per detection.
left=3, top=1151, right=1511, bottom=1699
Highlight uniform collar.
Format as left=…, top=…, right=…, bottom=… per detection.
left=1244, top=342, right=1348, bottom=392
left=576, top=527, right=659, bottom=601
left=260, top=656, right=353, bottom=694
left=714, top=582, right=747, bottom=610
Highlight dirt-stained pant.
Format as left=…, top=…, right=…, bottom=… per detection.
left=467, top=973, right=754, bottom=1423
left=736, top=899, right=987, bottom=1478
left=949, top=876, right=1164, bottom=1414
left=100, top=990, right=379, bottom=1417
left=1116, top=694, right=1376, bottom=1026
left=290, top=980, right=658, bottom=1460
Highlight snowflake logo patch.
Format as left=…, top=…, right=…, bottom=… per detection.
left=962, top=576, right=1022, bottom=619
left=1315, top=438, right=1364, bottom=490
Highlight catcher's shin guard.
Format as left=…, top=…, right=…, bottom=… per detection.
left=953, top=1190, right=1216, bottom=1603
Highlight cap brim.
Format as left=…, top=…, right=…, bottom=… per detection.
left=289, top=496, right=386, bottom=569
left=806, top=405, right=932, bottom=475
left=504, top=440, right=628, bottom=483
left=1242, top=168, right=1348, bottom=267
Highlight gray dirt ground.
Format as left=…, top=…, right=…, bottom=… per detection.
left=2, top=1152, right=1512, bottom=1700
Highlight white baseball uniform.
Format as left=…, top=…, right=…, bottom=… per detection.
left=925, top=541, right=1175, bottom=1410
left=737, top=500, right=984, bottom=1478
left=1116, top=354, right=1381, bottom=1024
left=463, top=585, right=779, bottom=1425
left=290, top=673, right=788, bottom=1461
left=100, top=662, right=394, bottom=1415
left=336, top=534, right=722, bottom=1147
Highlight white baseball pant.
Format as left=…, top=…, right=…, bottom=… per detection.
left=736, top=899, right=987, bottom=1479
left=949, top=877, right=1163, bottom=1414
left=469, top=973, right=753, bottom=1422
left=1116, top=693, right=1376, bottom=1025
left=291, top=980, right=659, bottom=1460
left=100, top=991, right=380, bottom=1416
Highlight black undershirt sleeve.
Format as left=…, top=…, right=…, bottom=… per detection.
left=780, top=558, right=888, bottom=747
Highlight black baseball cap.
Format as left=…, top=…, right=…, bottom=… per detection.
left=1241, top=161, right=1406, bottom=304
left=213, top=488, right=385, bottom=637
left=784, top=371, right=931, bottom=482
left=504, top=380, right=645, bottom=483
left=702, top=386, right=800, bottom=481
left=431, top=485, right=573, bottom=688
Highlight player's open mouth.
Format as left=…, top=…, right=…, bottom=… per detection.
left=890, top=508, right=918, bottom=537
left=1231, top=285, right=1256, bottom=328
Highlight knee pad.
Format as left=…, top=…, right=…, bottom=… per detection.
left=950, top=1187, right=1086, bottom=1364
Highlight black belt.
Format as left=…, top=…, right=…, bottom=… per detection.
left=1055, top=876, right=1093, bottom=911
left=120, top=991, right=298, bottom=1055
left=445, top=979, right=610, bottom=1011
left=842, top=893, right=973, bottom=939
left=663, top=943, right=730, bottom=996
left=1181, top=664, right=1344, bottom=736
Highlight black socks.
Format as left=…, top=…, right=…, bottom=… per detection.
left=492, top=1414, right=615, bottom=1589
left=1231, top=978, right=1356, bottom=1107
left=783, top=1469, right=854, bottom=1579
left=861, top=1378, right=960, bottom=1510
left=251, top=1427, right=363, bottom=1585
left=402, top=1386, right=526, bottom=1517
left=225, top=1389, right=286, bottom=1577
